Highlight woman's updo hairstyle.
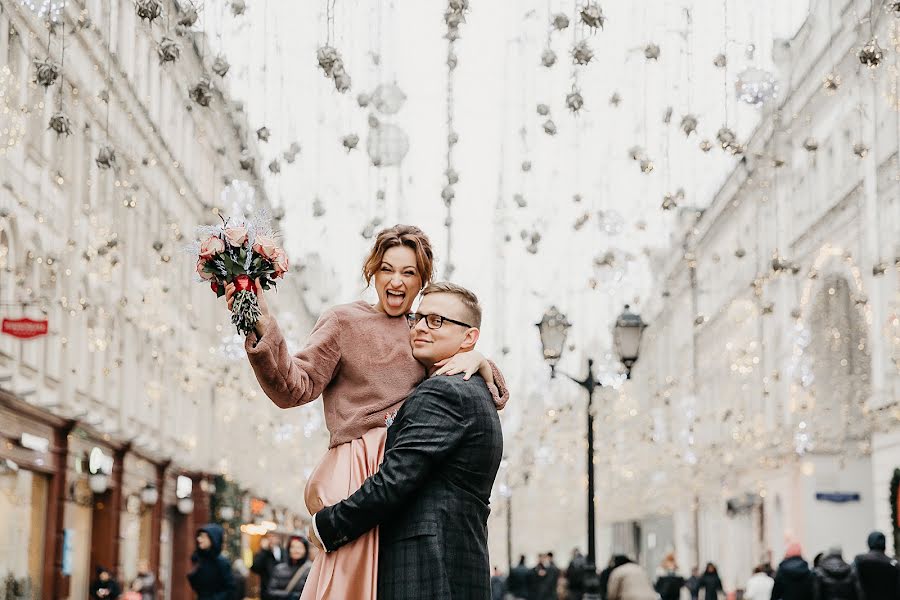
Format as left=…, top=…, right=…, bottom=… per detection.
left=362, top=225, right=434, bottom=289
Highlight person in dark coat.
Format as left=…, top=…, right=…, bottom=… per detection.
left=772, top=544, right=813, bottom=600
left=698, top=563, right=723, bottom=600
left=507, top=555, right=532, bottom=600
left=566, top=548, right=587, bottom=600
left=685, top=567, right=701, bottom=600
left=812, top=547, right=864, bottom=600
left=90, top=566, right=122, bottom=600
left=187, top=523, right=235, bottom=600
left=598, top=557, right=618, bottom=600
left=231, top=559, right=248, bottom=600
left=490, top=566, right=507, bottom=600
left=267, top=536, right=311, bottom=600
left=853, top=530, right=900, bottom=600
left=655, top=554, right=685, bottom=600
left=251, top=536, right=279, bottom=600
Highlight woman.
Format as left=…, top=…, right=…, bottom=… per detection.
left=655, top=553, right=685, bottom=600
left=90, top=566, right=122, bottom=600
left=607, top=555, right=657, bottom=600
left=698, top=563, right=724, bottom=600
left=225, top=225, right=509, bottom=600
left=268, top=536, right=313, bottom=600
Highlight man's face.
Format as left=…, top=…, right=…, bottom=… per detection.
left=409, top=293, right=478, bottom=368
left=197, top=531, right=211, bottom=550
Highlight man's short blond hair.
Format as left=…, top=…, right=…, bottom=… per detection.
left=421, top=281, right=482, bottom=328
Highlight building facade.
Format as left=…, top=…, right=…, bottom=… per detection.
left=0, top=1, right=323, bottom=598
left=604, top=0, right=900, bottom=589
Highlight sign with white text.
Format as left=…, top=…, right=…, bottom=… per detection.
left=2, top=318, right=49, bottom=339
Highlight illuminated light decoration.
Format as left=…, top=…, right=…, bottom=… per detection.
left=735, top=67, right=778, bottom=106
left=0, top=66, right=26, bottom=153
left=823, top=72, right=841, bottom=93
left=572, top=40, right=594, bottom=65
left=20, top=0, right=67, bottom=22
left=858, top=38, right=884, bottom=69
left=580, top=3, right=605, bottom=30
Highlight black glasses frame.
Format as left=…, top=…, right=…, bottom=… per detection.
left=407, top=312, right=474, bottom=330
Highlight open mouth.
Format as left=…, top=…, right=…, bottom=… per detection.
left=385, top=289, right=406, bottom=308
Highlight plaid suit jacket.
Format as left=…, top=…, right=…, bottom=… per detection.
left=315, top=373, right=504, bottom=600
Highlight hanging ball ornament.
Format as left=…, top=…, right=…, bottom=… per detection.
left=256, top=126, right=270, bottom=142
left=680, top=114, right=698, bottom=137
left=95, top=145, right=116, bottom=169
left=541, top=48, right=558, bottom=68
left=448, top=131, right=459, bottom=145
left=312, top=198, right=325, bottom=217
left=887, top=1, right=900, bottom=15
left=858, top=38, right=884, bottom=69
left=699, top=139, right=712, bottom=153
left=536, top=103, right=550, bottom=116
left=316, top=46, right=352, bottom=93
left=580, top=3, right=606, bottom=30
left=357, top=93, right=371, bottom=108
left=48, top=111, right=72, bottom=137
left=212, top=55, right=231, bottom=77
left=572, top=40, right=594, bottom=65
left=640, top=158, right=654, bottom=174
left=661, top=193, right=677, bottom=211
left=628, top=145, right=645, bottom=161
left=239, top=153, right=255, bottom=171
left=644, top=43, right=661, bottom=61
left=372, top=83, right=407, bottom=115
left=823, top=72, right=841, bottom=93
left=34, top=57, right=61, bottom=88
left=342, top=134, right=359, bottom=151
left=189, top=77, right=214, bottom=107
left=445, top=168, right=459, bottom=185
left=802, top=137, right=819, bottom=152
left=542, top=119, right=557, bottom=136
left=230, top=0, right=247, bottom=16
left=521, top=161, right=532, bottom=172
left=268, top=159, right=281, bottom=174
left=442, top=185, right=456, bottom=205
left=447, top=52, right=458, bottom=70
left=157, top=37, right=181, bottom=65
left=177, top=6, right=199, bottom=27
left=366, top=123, right=410, bottom=167
left=136, top=0, right=163, bottom=23
left=735, top=67, right=778, bottom=106
left=853, top=142, right=869, bottom=158
left=609, top=92, right=622, bottom=106
left=713, top=53, right=727, bottom=68
left=551, top=13, right=570, bottom=30
left=716, top=127, right=737, bottom=149
left=566, top=88, right=584, bottom=113
left=513, top=193, right=527, bottom=208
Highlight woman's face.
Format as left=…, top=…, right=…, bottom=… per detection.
left=197, top=531, right=211, bottom=550
left=289, top=539, right=306, bottom=561
left=373, top=245, right=422, bottom=317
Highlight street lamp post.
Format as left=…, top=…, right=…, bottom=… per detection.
left=536, top=305, right=646, bottom=600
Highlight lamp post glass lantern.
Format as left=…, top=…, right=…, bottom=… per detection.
left=536, top=304, right=645, bottom=599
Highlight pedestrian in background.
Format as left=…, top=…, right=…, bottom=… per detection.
left=743, top=564, right=774, bottom=600
left=251, top=535, right=280, bottom=600
left=267, top=536, right=312, bottom=600
left=772, top=544, right=813, bottom=600
left=566, top=548, right=587, bottom=600
left=697, top=563, right=723, bottom=600
left=231, top=559, right=248, bottom=600
left=853, top=530, right=900, bottom=600
left=490, top=565, right=507, bottom=600
left=90, top=566, right=122, bottom=600
left=607, top=555, right=656, bottom=600
left=507, top=555, right=532, bottom=600
left=134, top=560, right=155, bottom=600
left=655, top=553, right=685, bottom=600
left=685, top=567, right=701, bottom=600
left=532, top=553, right=559, bottom=600
left=812, top=547, right=863, bottom=600
left=187, top=524, right=235, bottom=600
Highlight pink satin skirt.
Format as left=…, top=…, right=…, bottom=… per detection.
left=300, top=426, right=387, bottom=600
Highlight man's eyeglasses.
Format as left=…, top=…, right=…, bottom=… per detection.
left=407, top=312, right=474, bottom=330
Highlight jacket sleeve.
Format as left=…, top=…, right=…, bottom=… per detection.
left=218, top=556, right=235, bottom=593
left=314, top=377, right=468, bottom=551
left=243, top=308, right=342, bottom=408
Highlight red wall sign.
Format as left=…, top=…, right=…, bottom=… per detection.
left=2, top=318, right=49, bottom=339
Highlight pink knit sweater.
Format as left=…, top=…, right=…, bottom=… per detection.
left=244, top=300, right=509, bottom=448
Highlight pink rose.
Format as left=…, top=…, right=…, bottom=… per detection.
left=252, top=235, right=279, bottom=260
left=273, top=248, right=289, bottom=278
left=196, top=258, right=214, bottom=280
left=223, top=226, right=248, bottom=247
left=198, top=235, right=225, bottom=259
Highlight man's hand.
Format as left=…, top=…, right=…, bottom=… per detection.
left=307, top=517, right=324, bottom=552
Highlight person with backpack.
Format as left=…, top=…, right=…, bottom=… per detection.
left=812, top=547, right=864, bottom=600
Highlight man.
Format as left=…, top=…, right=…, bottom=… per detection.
left=311, top=282, right=504, bottom=599
left=507, top=555, right=533, bottom=600
left=772, top=544, right=812, bottom=600
left=566, top=548, right=587, bottom=600
left=811, top=547, right=863, bottom=600
left=532, top=553, right=558, bottom=600
left=853, top=531, right=900, bottom=600
left=490, top=566, right=507, bottom=600
left=251, top=535, right=279, bottom=600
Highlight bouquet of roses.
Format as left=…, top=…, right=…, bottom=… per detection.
left=192, top=212, right=288, bottom=335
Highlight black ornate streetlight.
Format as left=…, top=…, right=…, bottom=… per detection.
left=535, top=304, right=646, bottom=599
